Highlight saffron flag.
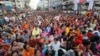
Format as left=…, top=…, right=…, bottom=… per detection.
left=79, top=0, right=84, bottom=3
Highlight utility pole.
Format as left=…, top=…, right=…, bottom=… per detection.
left=48, top=0, right=49, bottom=11
left=43, top=0, right=45, bottom=11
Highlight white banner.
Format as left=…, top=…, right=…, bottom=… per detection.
left=88, top=0, right=94, bottom=10
left=73, top=0, right=94, bottom=10
left=73, top=0, right=80, bottom=3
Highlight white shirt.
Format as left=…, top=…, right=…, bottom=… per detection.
left=55, top=15, right=60, bottom=21
left=49, top=35, right=54, bottom=41
left=94, top=12, right=98, bottom=16
left=49, top=41, right=60, bottom=51
left=90, top=23, right=96, bottom=29
left=83, top=35, right=89, bottom=40
left=38, top=20, right=42, bottom=26
left=4, top=16, right=9, bottom=22
left=93, top=30, right=100, bottom=36
left=10, top=16, right=16, bottom=22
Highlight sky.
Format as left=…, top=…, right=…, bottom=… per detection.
left=29, top=0, right=40, bottom=10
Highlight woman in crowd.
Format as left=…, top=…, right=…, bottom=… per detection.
left=0, top=10, right=100, bottom=56
left=22, top=43, right=35, bottom=56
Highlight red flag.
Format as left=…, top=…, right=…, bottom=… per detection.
left=79, top=0, right=84, bottom=3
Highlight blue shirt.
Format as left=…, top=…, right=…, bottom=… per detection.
left=4, top=39, right=12, bottom=45
left=45, top=26, right=51, bottom=33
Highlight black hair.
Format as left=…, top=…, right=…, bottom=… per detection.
left=45, top=49, right=55, bottom=56
left=0, top=33, right=2, bottom=38
left=54, top=38, right=58, bottom=41
left=23, top=42, right=29, bottom=49
left=90, top=36, right=96, bottom=42
left=98, top=27, right=100, bottom=30
left=10, top=51, right=19, bottom=56
left=23, top=30, right=28, bottom=33
left=58, top=49, right=64, bottom=56
left=82, top=31, right=86, bottom=35
left=88, top=30, right=92, bottom=32
left=61, top=31, right=66, bottom=36
left=90, top=35, right=100, bottom=43
left=35, top=49, right=42, bottom=56
left=82, top=39, right=90, bottom=46
left=11, top=40, right=17, bottom=46
left=0, top=44, right=2, bottom=49
left=16, top=37, right=24, bottom=43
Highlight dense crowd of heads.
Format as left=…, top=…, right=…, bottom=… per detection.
left=0, top=10, right=100, bottom=56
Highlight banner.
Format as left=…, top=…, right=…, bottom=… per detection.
left=73, top=0, right=79, bottom=10
left=73, top=0, right=79, bottom=3
left=87, top=0, right=94, bottom=10
left=73, top=0, right=94, bottom=10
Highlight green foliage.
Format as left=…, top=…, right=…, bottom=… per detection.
left=37, top=6, right=42, bottom=10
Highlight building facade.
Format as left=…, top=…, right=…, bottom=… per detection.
left=37, top=0, right=49, bottom=10
left=14, top=0, right=25, bottom=9
left=8, top=0, right=29, bottom=9
left=48, top=0, right=63, bottom=9
left=47, top=0, right=100, bottom=10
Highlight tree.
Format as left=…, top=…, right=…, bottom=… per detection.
left=37, top=6, right=42, bottom=10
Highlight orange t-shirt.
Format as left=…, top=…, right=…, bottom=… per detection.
left=22, top=47, right=35, bottom=56
left=85, top=11, right=92, bottom=17
left=74, top=29, right=81, bottom=36
left=22, top=23, right=29, bottom=30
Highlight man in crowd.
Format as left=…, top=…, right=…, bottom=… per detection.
left=0, top=9, right=99, bottom=56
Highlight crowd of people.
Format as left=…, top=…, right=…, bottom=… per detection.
left=0, top=10, right=100, bottom=56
